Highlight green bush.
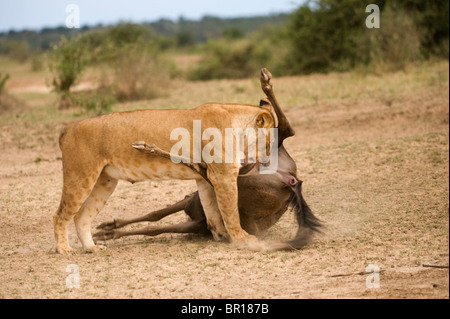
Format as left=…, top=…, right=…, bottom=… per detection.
left=0, top=73, right=27, bottom=115
left=189, top=39, right=271, bottom=80
left=48, top=23, right=175, bottom=108
left=97, top=42, right=173, bottom=102
left=31, top=55, right=44, bottom=72
left=286, top=0, right=370, bottom=74
left=395, top=0, right=449, bottom=58
left=107, top=23, right=153, bottom=47
left=79, top=23, right=175, bottom=101
left=189, top=24, right=289, bottom=80
left=285, top=0, right=448, bottom=75
left=176, top=31, right=195, bottom=48
left=367, top=3, right=421, bottom=72
left=1, top=41, right=30, bottom=63
left=222, top=27, right=245, bottom=40
left=83, top=23, right=171, bottom=64
left=49, top=35, right=89, bottom=96
left=0, top=72, right=10, bottom=94
left=68, top=91, right=116, bottom=115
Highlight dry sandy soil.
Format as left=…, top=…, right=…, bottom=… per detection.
left=0, top=59, right=448, bottom=299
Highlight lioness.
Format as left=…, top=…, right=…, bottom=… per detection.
left=54, top=102, right=276, bottom=254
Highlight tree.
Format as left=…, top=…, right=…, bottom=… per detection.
left=286, top=0, right=375, bottom=74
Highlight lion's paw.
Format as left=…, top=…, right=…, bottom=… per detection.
left=84, top=245, right=107, bottom=254
left=56, top=245, right=78, bottom=255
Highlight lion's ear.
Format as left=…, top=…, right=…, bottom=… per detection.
left=258, top=97, right=278, bottom=127
left=259, top=98, right=271, bottom=107
left=256, top=112, right=274, bottom=129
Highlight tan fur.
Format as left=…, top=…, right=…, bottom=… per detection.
left=54, top=103, right=275, bottom=254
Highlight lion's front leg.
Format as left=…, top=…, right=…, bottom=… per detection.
left=208, top=164, right=256, bottom=244
left=196, top=179, right=229, bottom=241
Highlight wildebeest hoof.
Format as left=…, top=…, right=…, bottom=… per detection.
left=93, top=230, right=119, bottom=241
left=97, top=219, right=120, bottom=231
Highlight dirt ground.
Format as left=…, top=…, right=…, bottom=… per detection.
left=0, top=60, right=448, bottom=299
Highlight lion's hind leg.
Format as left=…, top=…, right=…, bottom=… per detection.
left=53, top=162, right=106, bottom=255
left=74, top=171, right=118, bottom=253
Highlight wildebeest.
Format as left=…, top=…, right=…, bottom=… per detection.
left=94, top=69, right=322, bottom=250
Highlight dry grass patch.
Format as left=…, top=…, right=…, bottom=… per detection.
left=0, top=60, right=448, bottom=298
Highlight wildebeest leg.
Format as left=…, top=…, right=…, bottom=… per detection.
left=96, top=194, right=195, bottom=231
left=93, top=220, right=206, bottom=241
left=260, top=68, right=295, bottom=144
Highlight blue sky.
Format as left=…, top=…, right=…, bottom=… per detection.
left=0, top=0, right=302, bottom=32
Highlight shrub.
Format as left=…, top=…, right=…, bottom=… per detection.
left=286, top=0, right=369, bottom=74
left=107, top=23, right=153, bottom=47
left=285, top=0, right=448, bottom=75
left=49, top=35, right=89, bottom=96
left=222, top=27, right=245, bottom=40
left=395, top=0, right=449, bottom=59
left=31, top=55, right=44, bottom=72
left=189, top=39, right=271, bottom=80
left=1, top=41, right=30, bottom=63
left=0, top=73, right=27, bottom=115
left=68, top=91, right=116, bottom=115
left=99, top=43, right=173, bottom=101
left=189, top=23, right=290, bottom=80
left=0, top=72, right=10, bottom=94
left=367, top=3, right=421, bottom=72
left=176, top=31, right=195, bottom=48
left=79, top=23, right=174, bottom=102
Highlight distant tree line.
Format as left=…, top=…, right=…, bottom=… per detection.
left=0, top=1, right=448, bottom=82
left=0, top=14, right=288, bottom=54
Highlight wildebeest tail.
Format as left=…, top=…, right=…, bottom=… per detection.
left=289, top=181, right=322, bottom=233
left=270, top=180, right=322, bottom=251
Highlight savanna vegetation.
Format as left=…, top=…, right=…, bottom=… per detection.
left=0, top=0, right=448, bottom=112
